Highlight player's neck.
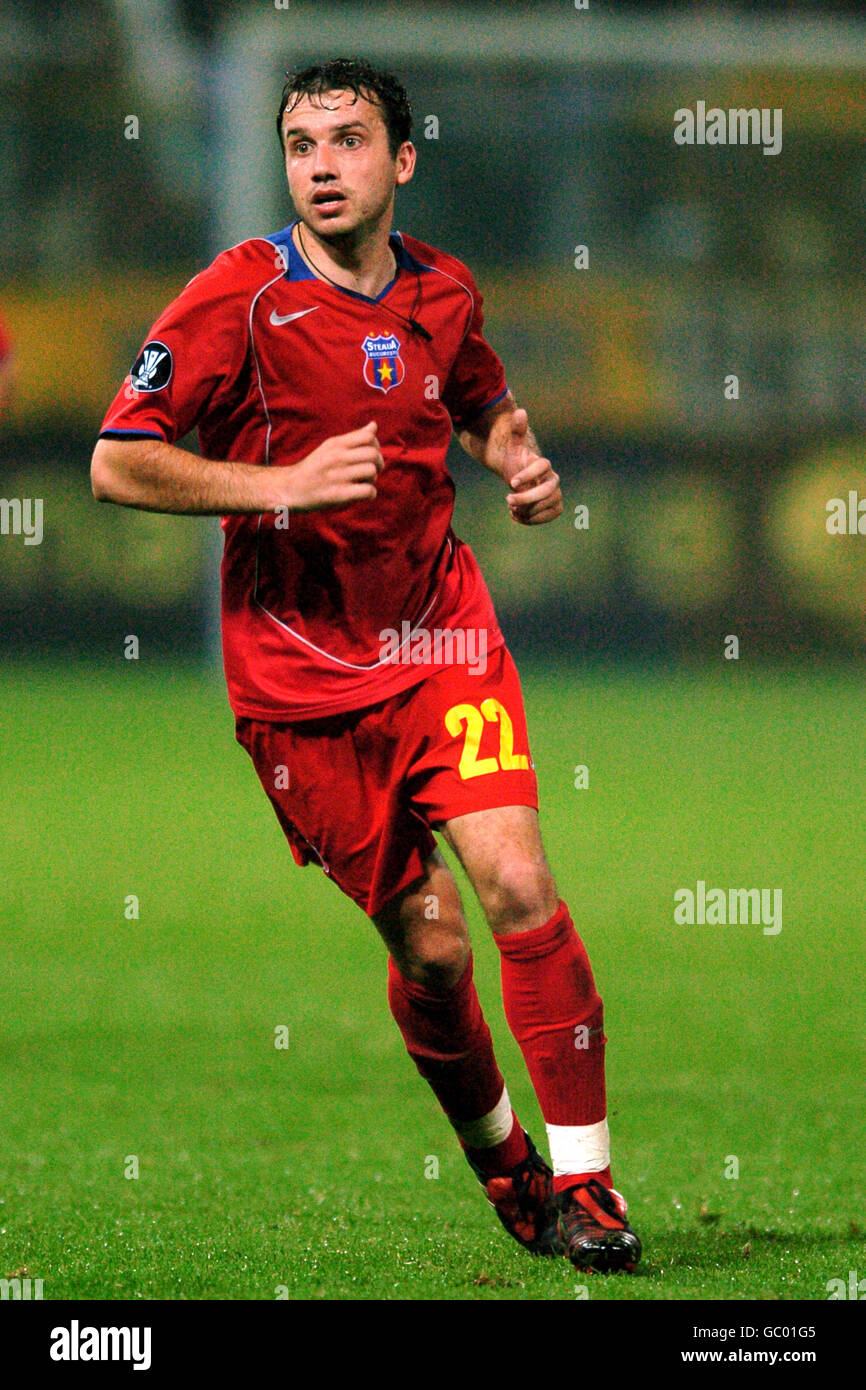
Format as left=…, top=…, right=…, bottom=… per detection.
left=293, top=221, right=397, bottom=300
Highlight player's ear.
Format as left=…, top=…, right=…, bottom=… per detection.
left=395, top=142, right=416, bottom=187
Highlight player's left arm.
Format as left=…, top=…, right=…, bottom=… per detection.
left=457, top=390, right=562, bottom=526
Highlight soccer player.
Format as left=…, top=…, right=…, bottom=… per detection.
left=91, top=57, right=641, bottom=1274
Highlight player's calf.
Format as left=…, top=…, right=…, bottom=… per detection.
left=374, top=851, right=470, bottom=991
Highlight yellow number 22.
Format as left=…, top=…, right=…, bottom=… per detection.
left=444, top=698, right=530, bottom=780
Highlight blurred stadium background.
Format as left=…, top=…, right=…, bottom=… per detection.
left=2, top=0, right=866, bottom=661
left=2, top=2, right=865, bottom=1302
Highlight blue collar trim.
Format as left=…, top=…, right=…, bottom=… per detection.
left=265, top=220, right=426, bottom=302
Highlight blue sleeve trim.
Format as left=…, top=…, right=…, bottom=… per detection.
left=98, top=428, right=166, bottom=441
left=455, top=386, right=510, bottom=427
left=477, top=386, right=510, bottom=413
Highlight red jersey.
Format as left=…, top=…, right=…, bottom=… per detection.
left=99, top=222, right=509, bottom=719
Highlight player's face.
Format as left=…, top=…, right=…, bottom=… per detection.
left=281, top=90, right=414, bottom=241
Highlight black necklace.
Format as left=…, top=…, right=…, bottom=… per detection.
left=295, top=221, right=432, bottom=343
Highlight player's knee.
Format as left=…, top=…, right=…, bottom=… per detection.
left=399, top=933, right=471, bottom=993
left=478, top=857, right=558, bottom=935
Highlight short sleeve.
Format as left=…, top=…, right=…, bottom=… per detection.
left=441, top=269, right=508, bottom=432
left=98, top=255, right=250, bottom=444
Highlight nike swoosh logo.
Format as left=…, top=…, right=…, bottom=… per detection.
left=269, top=306, right=320, bottom=326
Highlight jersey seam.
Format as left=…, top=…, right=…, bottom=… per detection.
left=403, top=252, right=475, bottom=347
left=230, top=631, right=508, bottom=721
left=251, top=538, right=455, bottom=671
left=400, top=248, right=487, bottom=423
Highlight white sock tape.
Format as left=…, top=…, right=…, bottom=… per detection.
left=453, top=1085, right=513, bottom=1148
left=546, top=1117, right=610, bottom=1176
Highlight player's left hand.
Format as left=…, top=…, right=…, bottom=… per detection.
left=504, top=409, right=562, bottom=525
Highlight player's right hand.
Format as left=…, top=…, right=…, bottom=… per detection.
left=267, top=422, right=384, bottom=512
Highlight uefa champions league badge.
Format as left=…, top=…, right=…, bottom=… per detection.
left=361, top=334, right=405, bottom=394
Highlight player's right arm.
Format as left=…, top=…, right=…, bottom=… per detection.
left=90, top=423, right=384, bottom=515
left=93, top=245, right=383, bottom=515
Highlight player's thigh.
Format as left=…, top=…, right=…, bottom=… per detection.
left=441, top=805, right=558, bottom=934
left=372, top=847, right=470, bottom=988
left=406, top=645, right=557, bottom=934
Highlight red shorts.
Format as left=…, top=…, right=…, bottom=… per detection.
left=235, top=643, right=538, bottom=917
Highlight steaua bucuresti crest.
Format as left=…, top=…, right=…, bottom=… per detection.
left=361, top=333, right=405, bottom=393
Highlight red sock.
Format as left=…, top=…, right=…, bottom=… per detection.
left=387, top=954, right=528, bottom=1175
left=551, top=1169, right=612, bottom=1195
left=496, top=900, right=611, bottom=1188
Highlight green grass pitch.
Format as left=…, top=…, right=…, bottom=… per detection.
left=2, top=660, right=863, bottom=1300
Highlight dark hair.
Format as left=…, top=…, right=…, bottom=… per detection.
left=277, top=57, right=413, bottom=159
